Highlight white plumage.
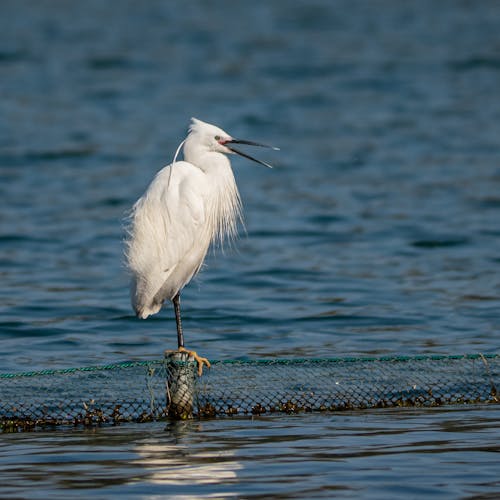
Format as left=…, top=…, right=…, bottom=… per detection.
left=125, top=118, right=276, bottom=371
left=126, top=119, right=241, bottom=319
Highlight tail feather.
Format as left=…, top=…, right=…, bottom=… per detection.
left=131, top=277, right=165, bottom=319
left=134, top=303, right=162, bottom=319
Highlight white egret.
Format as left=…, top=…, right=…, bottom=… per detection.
left=125, top=118, right=278, bottom=375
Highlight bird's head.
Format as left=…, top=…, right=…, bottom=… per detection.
left=186, top=117, right=278, bottom=168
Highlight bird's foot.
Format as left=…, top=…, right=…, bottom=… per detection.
left=171, top=346, right=210, bottom=376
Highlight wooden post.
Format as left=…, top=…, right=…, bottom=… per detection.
left=165, top=351, right=196, bottom=419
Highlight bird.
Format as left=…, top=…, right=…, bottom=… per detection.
left=125, top=118, right=278, bottom=375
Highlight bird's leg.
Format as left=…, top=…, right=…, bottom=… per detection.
left=171, top=293, right=210, bottom=376
left=173, top=293, right=184, bottom=348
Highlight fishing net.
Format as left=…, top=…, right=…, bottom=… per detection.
left=1, top=354, right=498, bottom=432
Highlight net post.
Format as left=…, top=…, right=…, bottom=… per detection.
left=165, top=351, right=196, bottom=419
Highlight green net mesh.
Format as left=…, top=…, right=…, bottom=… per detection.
left=1, top=354, right=498, bottom=431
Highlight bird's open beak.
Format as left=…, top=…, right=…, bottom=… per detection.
left=225, top=139, right=279, bottom=169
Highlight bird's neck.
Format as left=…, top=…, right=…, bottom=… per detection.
left=191, top=152, right=242, bottom=244
left=184, top=148, right=228, bottom=173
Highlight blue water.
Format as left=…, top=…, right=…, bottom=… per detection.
left=1, top=0, right=499, bottom=497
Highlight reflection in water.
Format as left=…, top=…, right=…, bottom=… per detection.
left=131, top=422, right=242, bottom=492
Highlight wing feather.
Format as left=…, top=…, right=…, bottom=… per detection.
left=125, top=162, right=210, bottom=318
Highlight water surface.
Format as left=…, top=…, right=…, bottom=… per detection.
left=1, top=0, right=499, bottom=497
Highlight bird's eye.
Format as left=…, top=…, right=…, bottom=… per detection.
left=214, top=135, right=221, bottom=141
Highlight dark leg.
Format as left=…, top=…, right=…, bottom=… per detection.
left=170, top=292, right=210, bottom=376
left=172, top=293, right=184, bottom=348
